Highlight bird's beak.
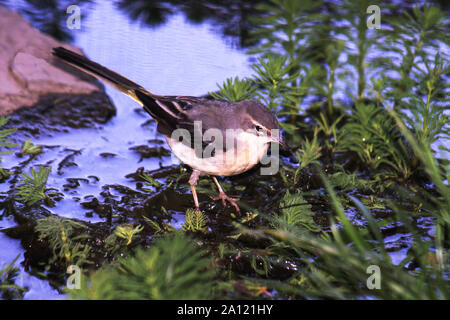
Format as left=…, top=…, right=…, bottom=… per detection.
left=278, top=138, right=288, bottom=149
left=270, top=135, right=292, bottom=153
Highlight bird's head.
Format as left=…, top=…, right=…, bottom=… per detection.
left=239, top=100, right=286, bottom=148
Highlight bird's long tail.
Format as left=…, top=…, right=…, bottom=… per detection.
left=52, top=46, right=152, bottom=104
left=52, top=47, right=182, bottom=131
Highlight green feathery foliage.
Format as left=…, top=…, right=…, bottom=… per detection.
left=339, top=104, right=412, bottom=180
left=272, top=190, right=320, bottom=234
left=70, top=234, right=216, bottom=300
left=279, top=128, right=322, bottom=186
left=35, top=216, right=91, bottom=267
left=252, top=54, right=300, bottom=112
left=15, top=166, right=51, bottom=206
left=0, top=255, right=28, bottom=300
left=296, top=129, right=322, bottom=172
left=249, top=0, right=323, bottom=68
left=105, top=224, right=145, bottom=254
left=375, top=5, right=447, bottom=103
left=241, top=163, right=449, bottom=299
left=0, top=117, right=17, bottom=156
left=181, top=208, right=208, bottom=233
left=114, top=224, right=144, bottom=245
left=18, top=138, right=42, bottom=157
left=1, top=1, right=448, bottom=302
left=143, top=216, right=176, bottom=235
left=327, top=171, right=375, bottom=193
left=209, top=77, right=256, bottom=102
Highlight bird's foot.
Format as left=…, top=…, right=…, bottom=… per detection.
left=211, top=192, right=240, bottom=212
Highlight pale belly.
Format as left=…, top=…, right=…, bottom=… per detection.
left=165, top=134, right=270, bottom=176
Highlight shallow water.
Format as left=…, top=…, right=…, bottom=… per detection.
left=0, top=0, right=255, bottom=299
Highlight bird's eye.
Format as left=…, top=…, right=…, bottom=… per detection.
left=255, top=125, right=263, bottom=133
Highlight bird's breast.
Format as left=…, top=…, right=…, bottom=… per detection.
left=165, top=132, right=269, bottom=176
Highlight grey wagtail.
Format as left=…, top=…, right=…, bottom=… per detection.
left=52, top=47, right=285, bottom=213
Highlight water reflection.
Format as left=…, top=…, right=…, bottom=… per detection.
left=116, top=0, right=269, bottom=47
left=2, top=0, right=448, bottom=48
left=1, top=0, right=269, bottom=46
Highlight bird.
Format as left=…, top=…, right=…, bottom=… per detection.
left=52, top=47, right=285, bottom=213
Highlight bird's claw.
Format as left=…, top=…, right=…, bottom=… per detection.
left=211, top=192, right=240, bottom=212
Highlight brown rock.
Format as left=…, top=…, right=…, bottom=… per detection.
left=0, top=6, right=103, bottom=115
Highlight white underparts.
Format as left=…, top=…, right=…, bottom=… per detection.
left=165, top=131, right=270, bottom=176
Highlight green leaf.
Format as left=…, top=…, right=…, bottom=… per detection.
left=273, top=190, right=320, bottom=233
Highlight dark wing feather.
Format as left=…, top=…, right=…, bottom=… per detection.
left=135, top=92, right=229, bottom=157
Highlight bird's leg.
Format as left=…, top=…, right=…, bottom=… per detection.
left=189, top=170, right=201, bottom=212
left=211, top=176, right=240, bottom=212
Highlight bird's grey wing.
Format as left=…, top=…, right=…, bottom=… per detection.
left=137, top=95, right=232, bottom=158
left=171, top=97, right=233, bottom=158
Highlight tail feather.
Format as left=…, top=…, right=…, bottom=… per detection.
left=52, top=47, right=186, bottom=134
left=52, top=47, right=150, bottom=105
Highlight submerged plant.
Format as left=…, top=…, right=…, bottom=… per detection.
left=296, top=129, right=322, bottom=172
left=238, top=165, right=449, bottom=299
left=1, top=1, right=446, bottom=302
left=374, top=4, right=448, bottom=149
left=400, top=53, right=449, bottom=148
left=140, top=172, right=161, bottom=191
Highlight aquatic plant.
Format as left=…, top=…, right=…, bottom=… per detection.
left=0, top=116, right=17, bottom=179
left=17, top=138, right=42, bottom=157
left=0, top=255, right=28, bottom=300
left=113, top=224, right=144, bottom=245
left=35, top=216, right=91, bottom=268
left=271, top=190, right=320, bottom=234
left=209, top=77, right=256, bottom=102
left=181, top=208, right=208, bottom=233
left=70, top=234, right=215, bottom=300
left=15, top=166, right=51, bottom=206
left=238, top=151, right=449, bottom=299
left=140, top=172, right=162, bottom=191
